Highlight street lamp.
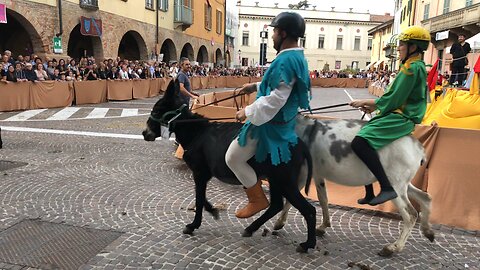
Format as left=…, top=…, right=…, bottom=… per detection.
left=259, top=30, right=268, bottom=74
left=238, top=49, right=242, bottom=66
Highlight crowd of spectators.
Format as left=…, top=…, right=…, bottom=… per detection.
left=2, top=50, right=390, bottom=86
left=0, top=50, right=274, bottom=84
left=365, top=70, right=397, bottom=89
left=309, top=70, right=371, bottom=79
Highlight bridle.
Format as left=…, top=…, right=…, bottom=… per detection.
left=149, top=103, right=188, bottom=130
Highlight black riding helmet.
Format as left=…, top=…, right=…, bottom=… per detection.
left=269, top=12, right=305, bottom=39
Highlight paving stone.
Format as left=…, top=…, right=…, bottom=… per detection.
left=0, top=91, right=478, bottom=269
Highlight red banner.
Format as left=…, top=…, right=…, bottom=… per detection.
left=80, top=16, right=102, bottom=37
left=0, top=4, right=7, bottom=24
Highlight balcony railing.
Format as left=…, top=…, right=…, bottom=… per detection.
left=80, top=0, right=99, bottom=10
left=422, top=2, right=480, bottom=33
left=174, top=0, right=193, bottom=25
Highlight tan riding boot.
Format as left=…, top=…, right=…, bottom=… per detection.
left=235, top=181, right=269, bottom=218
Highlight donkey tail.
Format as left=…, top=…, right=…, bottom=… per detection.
left=301, top=139, right=313, bottom=195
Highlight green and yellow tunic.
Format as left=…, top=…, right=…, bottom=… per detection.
left=357, top=55, right=427, bottom=150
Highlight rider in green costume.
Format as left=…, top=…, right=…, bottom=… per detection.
left=350, top=25, right=430, bottom=206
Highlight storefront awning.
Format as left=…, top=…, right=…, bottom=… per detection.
left=374, top=60, right=384, bottom=68
left=366, top=61, right=377, bottom=69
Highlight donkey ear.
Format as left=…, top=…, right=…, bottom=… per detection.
left=164, top=80, right=177, bottom=99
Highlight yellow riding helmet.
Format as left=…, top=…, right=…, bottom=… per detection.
left=398, top=26, right=431, bottom=51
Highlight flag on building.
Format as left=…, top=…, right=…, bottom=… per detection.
left=0, top=4, right=7, bottom=24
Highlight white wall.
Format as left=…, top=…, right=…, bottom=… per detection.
left=237, top=5, right=382, bottom=70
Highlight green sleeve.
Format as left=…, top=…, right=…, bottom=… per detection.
left=375, top=63, right=419, bottom=115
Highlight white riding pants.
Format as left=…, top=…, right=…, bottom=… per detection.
left=225, top=134, right=258, bottom=188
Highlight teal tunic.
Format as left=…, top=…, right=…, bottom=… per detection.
left=358, top=55, right=427, bottom=149
left=238, top=49, right=311, bottom=165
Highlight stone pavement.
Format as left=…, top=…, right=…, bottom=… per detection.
left=0, top=88, right=478, bottom=269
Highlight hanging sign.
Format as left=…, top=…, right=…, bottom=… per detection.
left=80, top=16, right=102, bottom=37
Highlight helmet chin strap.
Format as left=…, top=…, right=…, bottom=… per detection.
left=402, top=43, right=417, bottom=64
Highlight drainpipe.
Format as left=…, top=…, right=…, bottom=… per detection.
left=224, top=2, right=227, bottom=67
left=156, top=1, right=159, bottom=61
left=56, top=0, right=63, bottom=37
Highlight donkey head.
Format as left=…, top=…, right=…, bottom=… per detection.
left=143, top=80, right=187, bottom=141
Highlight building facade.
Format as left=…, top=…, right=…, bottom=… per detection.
left=0, top=0, right=226, bottom=65
left=236, top=3, right=391, bottom=71
left=225, top=0, right=239, bottom=68
left=368, top=19, right=395, bottom=71
left=416, top=0, right=480, bottom=72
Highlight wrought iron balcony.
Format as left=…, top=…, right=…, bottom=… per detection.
left=174, top=0, right=193, bottom=26
left=80, top=0, right=99, bottom=10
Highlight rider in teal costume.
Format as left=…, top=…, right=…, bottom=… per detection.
left=237, top=49, right=311, bottom=165
left=225, top=12, right=311, bottom=219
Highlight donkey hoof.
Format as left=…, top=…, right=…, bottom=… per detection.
left=211, top=208, right=220, bottom=220
left=296, top=245, right=308, bottom=253
left=273, top=223, right=285, bottom=231
left=424, top=229, right=435, bottom=242
left=296, top=242, right=315, bottom=253
left=315, top=228, right=326, bottom=237
left=242, top=229, right=253, bottom=237
left=183, top=226, right=194, bottom=235
left=378, top=246, right=394, bottom=257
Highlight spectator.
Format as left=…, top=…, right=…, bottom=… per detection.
left=50, top=68, right=62, bottom=81
left=4, top=50, right=15, bottom=65
left=14, top=62, right=27, bottom=81
left=57, top=59, right=67, bottom=73
left=176, top=57, right=198, bottom=106
left=46, top=60, right=55, bottom=78
left=24, top=63, right=38, bottom=81
left=2, top=65, right=17, bottom=82
left=66, top=71, right=76, bottom=81
left=35, top=63, right=49, bottom=81
left=119, top=65, right=130, bottom=80
left=83, top=64, right=98, bottom=81
left=107, top=66, right=119, bottom=80
left=0, top=63, right=5, bottom=79
left=16, top=55, right=24, bottom=64
left=43, top=56, right=51, bottom=70
left=68, top=59, right=78, bottom=76
left=169, top=62, right=178, bottom=78
left=449, top=34, right=471, bottom=86
left=23, top=55, right=31, bottom=65
left=2, top=55, right=11, bottom=72
left=97, top=62, right=108, bottom=80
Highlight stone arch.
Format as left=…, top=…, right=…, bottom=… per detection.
left=196, top=45, right=209, bottom=64
left=67, top=24, right=103, bottom=60
left=215, top=48, right=223, bottom=67
left=160, top=39, right=177, bottom=64
left=0, top=8, right=44, bottom=56
left=118, top=30, right=148, bottom=60
left=180, top=43, right=194, bottom=61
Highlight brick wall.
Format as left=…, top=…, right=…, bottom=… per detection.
left=4, top=0, right=223, bottom=62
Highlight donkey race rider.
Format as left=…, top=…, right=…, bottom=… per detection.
left=272, top=26, right=435, bottom=256
left=225, top=11, right=312, bottom=218
left=349, top=26, right=431, bottom=206
left=143, top=79, right=316, bottom=252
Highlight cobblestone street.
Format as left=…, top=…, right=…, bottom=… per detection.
left=0, top=88, right=478, bottom=269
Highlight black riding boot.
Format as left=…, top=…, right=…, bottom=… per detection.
left=351, top=136, right=397, bottom=206
left=357, top=184, right=374, bottom=204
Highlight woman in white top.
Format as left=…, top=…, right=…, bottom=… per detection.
left=35, top=63, right=49, bottom=81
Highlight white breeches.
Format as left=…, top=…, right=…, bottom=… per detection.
left=225, top=134, right=258, bottom=188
